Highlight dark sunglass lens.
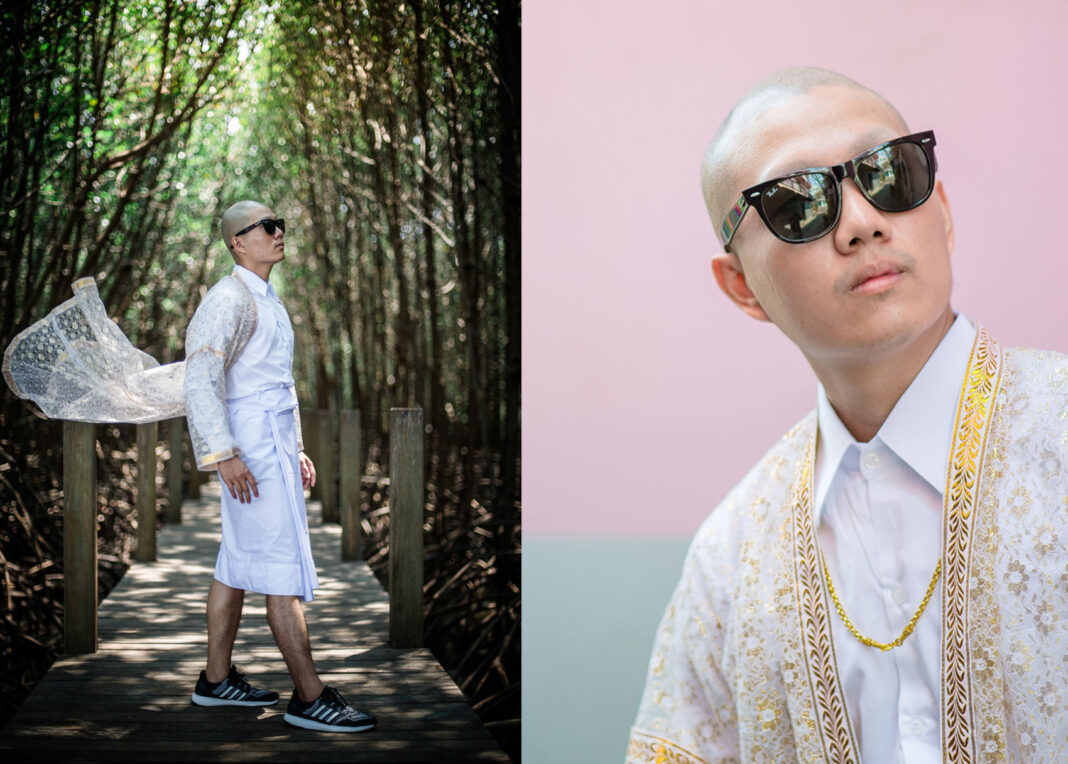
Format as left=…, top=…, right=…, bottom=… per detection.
left=857, top=143, right=931, bottom=211
left=262, top=220, right=276, bottom=235
left=761, top=173, right=838, bottom=242
left=275, top=218, right=285, bottom=233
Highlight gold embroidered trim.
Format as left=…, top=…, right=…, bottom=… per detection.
left=197, top=446, right=240, bottom=470
left=792, top=445, right=859, bottom=763
left=791, top=325, right=1004, bottom=764
left=626, top=731, right=709, bottom=764
left=941, top=327, right=1003, bottom=763
left=186, top=346, right=226, bottom=361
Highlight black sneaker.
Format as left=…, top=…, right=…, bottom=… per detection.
left=283, top=685, right=376, bottom=732
left=191, top=665, right=279, bottom=707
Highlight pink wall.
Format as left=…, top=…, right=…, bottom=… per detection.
left=524, top=0, right=1068, bottom=535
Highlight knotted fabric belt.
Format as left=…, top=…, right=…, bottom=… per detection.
left=226, top=383, right=316, bottom=601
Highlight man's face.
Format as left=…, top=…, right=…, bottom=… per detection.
left=715, top=85, right=954, bottom=367
left=232, top=205, right=285, bottom=267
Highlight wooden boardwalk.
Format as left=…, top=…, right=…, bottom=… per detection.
left=0, top=482, right=509, bottom=762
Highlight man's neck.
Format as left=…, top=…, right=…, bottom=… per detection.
left=809, top=308, right=955, bottom=443
left=238, top=261, right=273, bottom=282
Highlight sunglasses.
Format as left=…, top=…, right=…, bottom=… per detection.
left=718, top=131, right=937, bottom=250
left=234, top=217, right=286, bottom=237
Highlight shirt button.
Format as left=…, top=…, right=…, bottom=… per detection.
left=908, top=718, right=925, bottom=736
left=862, top=451, right=880, bottom=470
left=891, top=586, right=907, bottom=605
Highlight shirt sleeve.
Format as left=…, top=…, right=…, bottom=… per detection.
left=627, top=530, right=741, bottom=764
left=183, top=287, right=242, bottom=470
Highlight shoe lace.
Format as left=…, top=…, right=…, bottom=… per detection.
left=228, top=668, right=253, bottom=695
left=321, top=687, right=360, bottom=719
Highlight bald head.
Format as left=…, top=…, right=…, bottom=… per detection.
left=701, top=67, right=909, bottom=234
left=221, top=200, right=272, bottom=258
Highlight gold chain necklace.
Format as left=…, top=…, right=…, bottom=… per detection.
left=820, top=552, right=941, bottom=652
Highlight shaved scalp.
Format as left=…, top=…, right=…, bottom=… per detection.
left=221, top=200, right=270, bottom=258
left=701, top=67, right=908, bottom=234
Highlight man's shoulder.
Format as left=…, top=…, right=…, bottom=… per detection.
left=201, top=273, right=252, bottom=303
left=1004, top=344, right=1068, bottom=374
left=691, top=410, right=815, bottom=551
left=993, top=345, right=1068, bottom=440
left=1001, top=344, right=1068, bottom=405
left=191, top=274, right=254, bottom=317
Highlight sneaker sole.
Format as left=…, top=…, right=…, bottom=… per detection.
left=282, top=712, right=376, bottom=733
left=191, top=692, right=279, bottom=707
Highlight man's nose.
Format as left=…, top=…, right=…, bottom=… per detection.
left=832, top=179, right=890, bottom=252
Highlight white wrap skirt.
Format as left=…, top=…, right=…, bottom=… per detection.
left=214, top=385, right=318, bottom=601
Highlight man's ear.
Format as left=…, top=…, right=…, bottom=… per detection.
left=932, top=179, right=954, bottom=256
left=711, top=252, right=771, bottom=322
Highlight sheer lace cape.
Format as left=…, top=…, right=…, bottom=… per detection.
left=3, top=278, right=185, bottom=424
left=3, top=275, right=262, bottom=471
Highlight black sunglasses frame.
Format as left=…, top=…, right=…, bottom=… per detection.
left=719, top=131, right=937, bottom=250
left=234, top=217, right=286, bottom=238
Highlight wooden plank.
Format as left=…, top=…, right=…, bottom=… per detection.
left=167, top=418, right=183, bottom=523
left=388, top=408, right=424, bottom=648
left=339, top=409, right=362, bottom=560
left=62, top=421, right=97, bottom=655
left=135, top=421, right=158, bottom=562
left=0, top=483, right=506, bottom=761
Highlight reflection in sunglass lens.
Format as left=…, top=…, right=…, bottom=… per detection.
left=761, top=173, right=838, bottom=242
left=856, top=143, right=931, bottom=211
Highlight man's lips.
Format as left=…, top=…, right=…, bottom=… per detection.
left=849, top=262, right=904, bottom=295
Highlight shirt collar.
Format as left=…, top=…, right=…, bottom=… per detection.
left=813, top=314, right=977, bottom=522
left=233, top=265, right=271, bottom=296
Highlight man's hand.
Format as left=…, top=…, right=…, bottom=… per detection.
left=217, top=456, right=259, bottom=504
left=299, top=451, right=316, bottom=490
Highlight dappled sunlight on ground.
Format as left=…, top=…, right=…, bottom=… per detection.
left=0, top=490, right=506, bottom=761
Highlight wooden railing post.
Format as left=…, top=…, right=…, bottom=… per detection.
left=167, top=418, right=183, bottom=523
left=339, top=409, right=362, bottom=560
left=302, top=409, right=321, bottom=502
left=135, top=422, right=157, bottom=562
left=389, top=407, right=424, bottom=648
left=319, top=408, right=338, bottom=523
left=187, top=428, right=202, bottom=500
left=63, top=421, right=97, bottom=654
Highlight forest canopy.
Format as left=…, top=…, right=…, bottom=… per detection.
left=1, top=0, right=519, bottom=754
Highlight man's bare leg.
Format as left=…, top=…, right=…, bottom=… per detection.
left=267, top=594, right=325, bottom=702
left=206, top=579, right=245, bottom=682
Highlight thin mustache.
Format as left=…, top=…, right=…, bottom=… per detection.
left=835, top=251, right=916, bottom=294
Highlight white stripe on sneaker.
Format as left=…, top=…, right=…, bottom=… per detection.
left=323, top=710, right=340, bottom=724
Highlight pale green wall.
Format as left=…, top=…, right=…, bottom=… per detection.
left=523, top=536, right=691, bottom=764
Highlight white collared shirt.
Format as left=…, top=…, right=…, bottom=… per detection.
left=813, top=314, right=977, bottom=764
left=225, top=265, right=295, bottom=399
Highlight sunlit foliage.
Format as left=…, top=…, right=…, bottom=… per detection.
left=1, top=0, right=519, bottom=755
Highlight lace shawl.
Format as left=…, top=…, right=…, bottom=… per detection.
left=3, top=278, right=185, bottom=424
left=1, top=275, right=293, bottom=472
left=628, top=340, right=1068, bottom=763
left=183, top=274, right=258, bottom=469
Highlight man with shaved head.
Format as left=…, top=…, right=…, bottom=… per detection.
left=184, top=200, right=376, bottom=732
left=628, top=68, right=1068, bottom=762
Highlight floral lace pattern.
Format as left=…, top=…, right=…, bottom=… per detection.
left=628, top=335, right=1068, bottom=763
left=184, top=274, right=257, bottom=469
left=3, top=278, right=185, bottom=423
